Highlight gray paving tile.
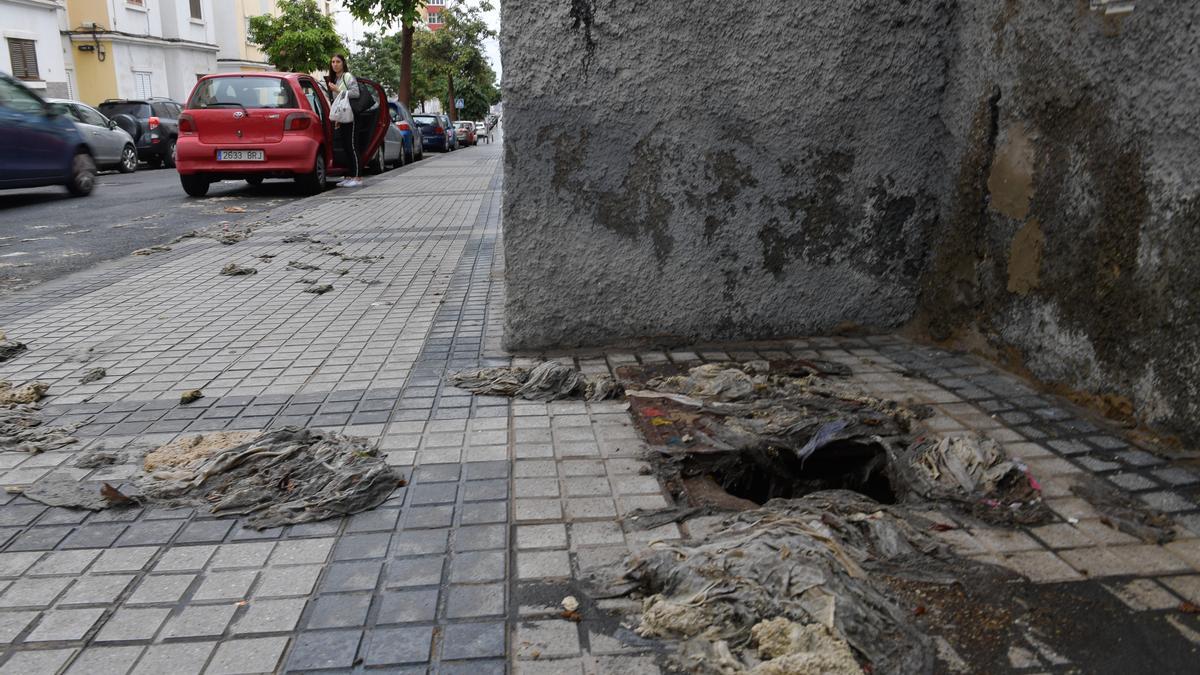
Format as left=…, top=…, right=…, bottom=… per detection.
left=206, top=636, right=289, bottom=675
left=25, top=606, right=105, bottom=642
left=94, top=607, right=170, bottom=642
left=131, top=641, right=215, bottom=675
left=286, top=629, right=362, bottom=671
left=160, top=604, right=237, bottom=639
left=363, top=625, right=434, bottom=666
left=441, top=621, right=506, bottom=660
left=305, top=593, right=371, bottom=629
left=378, top=588, right=439, bottom=624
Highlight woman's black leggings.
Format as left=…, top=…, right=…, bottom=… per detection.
left=337, top=121, right=358, bottom=178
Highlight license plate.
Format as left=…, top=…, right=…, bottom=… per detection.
left=217, top=150, right=264, bottom=161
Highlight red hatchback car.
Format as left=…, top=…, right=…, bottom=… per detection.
left=175, top=73, right=388, bottom=197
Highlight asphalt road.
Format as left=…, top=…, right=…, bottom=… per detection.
left=0, top=166, right=313, bottom=293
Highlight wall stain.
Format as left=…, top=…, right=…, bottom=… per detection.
left=569, top=0, right=598, bottom=71
left=595, top=143, right=675, bottom=259
left=987, top=125, right=1035, bottom=220
left=1007, top=218, right=1044, bottom=295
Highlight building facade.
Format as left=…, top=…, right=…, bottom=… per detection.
left=419, top=1, right=445, bottom=30
left=214, top=0, right=276, bottom=73
left=61, top=0, right=217, bottom=105
left=0, top=0, right=71, bottom=98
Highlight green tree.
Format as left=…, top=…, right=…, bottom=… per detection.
left=343, top=0, right=426, bottom=107
left=351, top=32, right=404, bottom=97
left=247, top=0, right=345, bottom=74
left=415, top=0, right=496, bottom=121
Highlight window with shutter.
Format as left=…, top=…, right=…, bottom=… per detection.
left=190, top=0, right=202, bottom=20
left=6, top=39, right=40, bottom=81
left=134, top=71, right=153, bottom=99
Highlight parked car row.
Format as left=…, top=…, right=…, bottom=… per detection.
left=0, top=71, right=488, bottom=199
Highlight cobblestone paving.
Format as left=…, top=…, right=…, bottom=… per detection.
left=0, top=143, right=1196, bottom=673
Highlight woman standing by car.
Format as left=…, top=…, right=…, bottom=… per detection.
left=327, top=54, right=363, bottom=187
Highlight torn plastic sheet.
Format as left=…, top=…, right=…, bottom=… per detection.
left=23, top=428, right=405, bottom=529
left=598, top=491, right=953, bottom=674
left=0, top=405, right=78, bottom=454
left=449, top=362, right=622, bottom=402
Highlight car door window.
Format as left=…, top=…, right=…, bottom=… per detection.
left=75, top=105, right=108, bottom=127
left=47, top=102, right=76, bottom=120
left=298, top=79, right=326, bottom=123
left=0, top=78, right=45, bottom=115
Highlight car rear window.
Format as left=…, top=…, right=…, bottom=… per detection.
left=98, top=102, right=151, bottom=118
left=188, top=77, right=298, bottom=110
left=413, top=115, right=439, bottom=127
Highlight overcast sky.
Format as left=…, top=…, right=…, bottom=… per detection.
left=333, top=1, right=503, bottom=82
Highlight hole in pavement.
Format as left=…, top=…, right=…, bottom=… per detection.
left=703, top=440, right=897, bottom=506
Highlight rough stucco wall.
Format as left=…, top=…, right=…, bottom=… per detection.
left=501, top=0, right=951, bottom=349
left=502, top=1, right=1199, bottom=441
left=922, top=1, right=1200, bottom=442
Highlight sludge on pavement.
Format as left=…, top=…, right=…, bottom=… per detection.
left=19, top=427, right=406, bottom=530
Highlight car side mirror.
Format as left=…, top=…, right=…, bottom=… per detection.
left=107, top=119, right=117, bottom=130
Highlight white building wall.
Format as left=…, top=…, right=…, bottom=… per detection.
left=0, top=0, right=70, bottom=97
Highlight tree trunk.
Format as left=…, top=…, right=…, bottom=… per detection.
left=447, top=72, right=456, bottom=123
left=399, top=22, right=414, bottom=107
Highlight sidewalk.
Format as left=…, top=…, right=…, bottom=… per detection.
left=0, top=142, right=1195, bottom=673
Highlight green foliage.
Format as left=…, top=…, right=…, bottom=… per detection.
left=343, top=0, right=426, bottom=28
left=414, top=0, right=498, bottom=119
left=351, top=32, right=405, bottom=97
left=247, top=0, right=345, bottom=74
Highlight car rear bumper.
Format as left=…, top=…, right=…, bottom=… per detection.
left=176, top=137, right=318, bottom=176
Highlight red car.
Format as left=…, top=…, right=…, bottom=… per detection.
left=454, top=121, right=477, bottom=146
left=175, top=73, right=389, bottom=197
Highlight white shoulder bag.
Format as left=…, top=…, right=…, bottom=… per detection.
left=330, top=89, right=354, bottom=124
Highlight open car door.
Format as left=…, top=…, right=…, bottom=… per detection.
left=356, top=78, right=390, bottom=169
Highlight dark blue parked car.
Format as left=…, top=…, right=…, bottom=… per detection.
left=388, top=101, right=424, bottom=164
left=414, top=113, right=457, bottom=153
left=0, top=72, right=96, bottom=197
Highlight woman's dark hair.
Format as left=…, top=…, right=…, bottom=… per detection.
left=329, top=54, right=350, bottom=78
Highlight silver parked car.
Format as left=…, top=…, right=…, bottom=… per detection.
left=46, top=99, right=138, bottom=173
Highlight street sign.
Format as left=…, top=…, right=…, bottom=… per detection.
left=455, top=98, right=465, bottom=109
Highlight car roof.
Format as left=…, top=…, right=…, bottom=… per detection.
left=198, top=72, right=299, bottom=81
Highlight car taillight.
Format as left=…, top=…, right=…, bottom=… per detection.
left=148, top=116, right=160, bottom=130
left=178, top=114, right=195, bottom=134
left=397, top=122, right=410, bottom=131
left=434, top=126, right=444, bottom=134
left=284, top=113, right=312, bottom=131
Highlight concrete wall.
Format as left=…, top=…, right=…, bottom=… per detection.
left=502, top=0, right=952, bottom=349
left=501, top=1, right=1200, bottom=441
left=919, top=1, right=1200, bottom=442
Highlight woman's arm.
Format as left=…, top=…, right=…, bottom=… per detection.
left=345, top=74, right=361, bottom=99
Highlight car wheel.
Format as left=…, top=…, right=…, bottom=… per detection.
left=163, top=138, right=177, bottom=169
left=118, top=145, right=138, bottom=173
left=373, top=150, right=386, bottom=174
left=246, top=177, right=264, bottom=186
left=66, top=153, right=97, bottom=197
left=403, top=145, right=412, bottom=165
left=180, top=174, right=210, bottom=197
left=296, top=150, right=327, bottom=195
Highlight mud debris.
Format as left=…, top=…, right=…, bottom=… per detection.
left=79, top=367, right=106, bottom=384
left=255, top=254, right=276, bottom=262
left=304, top=284, right=334, bottom=295
left=180, top=389, right=204, bottom=404
left=1071, top=475, right=1176, bottom=544
left=144, top=431, right=258, bottom=472
left=132, top=245, right=171, bottom=256
left=0, top=405, right=78, bottom=454
left=287, top=261, right=321, bottom=271
left=219, top=263, right=258, bottom=276
left=0, top=335, right=27, bottom=362
left=450, top=362, right=622, bottom=402
left=282, top=233, right=316, bottom=244
left=0, top=381, right=48, bottom=405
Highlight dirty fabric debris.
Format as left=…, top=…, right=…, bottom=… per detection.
left=449, top=362, right=622, bottom=402
left=888, top=434, right=1048, bottom=525
left=618, top=362, right=1044, bottom=523
left=0, top=406, right=78, bottom=454
left=0, top=381, right=48, bottom=404
left=1071, top=475, right=1175, bottom=544
left=610, top=491, right=946, bottom=674
left=78, top=367, right=106, bottom=384
left=219, top=263, right=257, bottom=276
left=0, top=336, right=27, bottom=362
left=136, top=427, right=404, bottom=529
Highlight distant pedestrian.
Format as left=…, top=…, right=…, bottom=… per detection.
left=327, top=54, right=363, bottom=188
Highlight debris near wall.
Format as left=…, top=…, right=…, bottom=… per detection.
left=617, top=361, right=1047, bottom=525
left=602, top=491, right=967, bottom=674
left=449, top=361, right=622, bottom=402
left=23, top=428, right=406, bottom=529
left=219, top=263, right=258, bottom=276
left=132, top=245, right=171, bottom=256
left=1071, top=475, right=1176, bottom=544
